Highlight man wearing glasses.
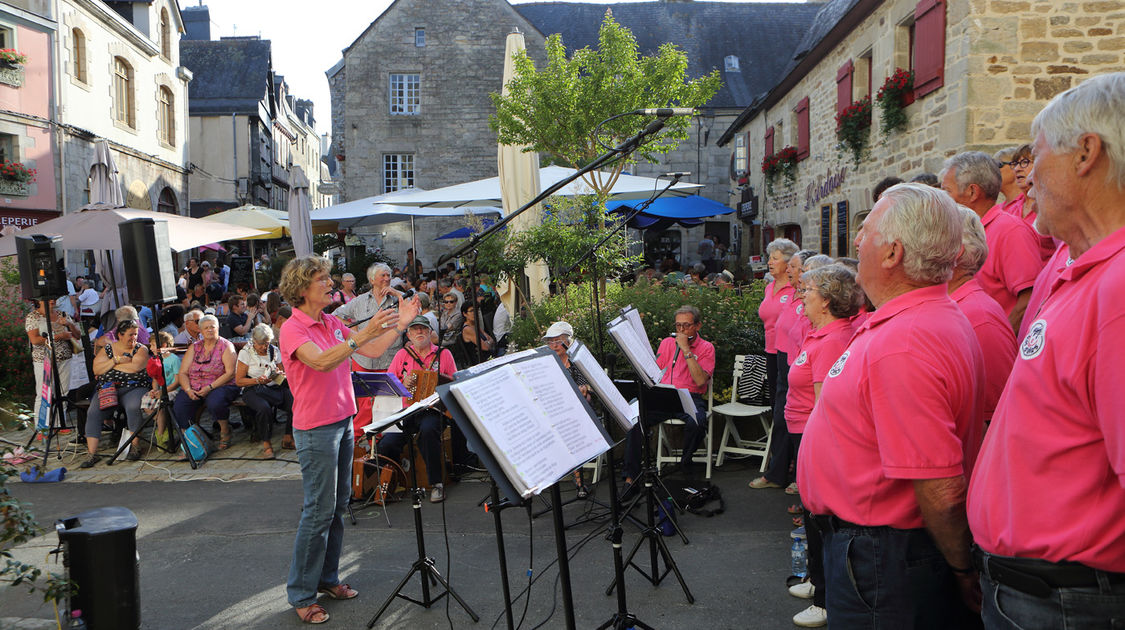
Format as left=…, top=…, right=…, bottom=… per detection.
left=621, top=305, right=715, bottom=486
left=174, top=309, right=204, bottom=345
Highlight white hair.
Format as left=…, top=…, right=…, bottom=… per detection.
left=1031, top=71, right=1125, bottom=190
left=803, top=254, right=833, bottom=272
left=940, top=151, right=1002, bottom=200
left=955, top=206, right=989, bottom=274
left=873, top=183, right=962, bottom=285
left=765, top=238, right=799, bottom=260
left=199, top=314, right=220, bottom=328
left=366, top=262, right=391, bottom=282
left=250, top=322, right=274, bottom=344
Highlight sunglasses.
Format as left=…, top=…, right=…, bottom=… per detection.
left=1003, top=158, right=1032, bottom=169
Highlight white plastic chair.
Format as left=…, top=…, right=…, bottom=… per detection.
left=713, top=354, right=773, bottom=472
left=655, top=380, right=714, bottom=479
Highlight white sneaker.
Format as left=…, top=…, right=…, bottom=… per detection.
left=788, top=580, right=814, bottom=599
left=793, top=605, right=827, bottom=628
left=430, top=483, right=445, bottom=503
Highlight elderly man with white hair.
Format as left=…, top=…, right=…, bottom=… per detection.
left=332, top=262, right=405, bottom=432
left=798, top=183, right=985, bottom=627
left=968, top=72, right=1125, bottom=630
left=940, top=151, right=1044, bottom=331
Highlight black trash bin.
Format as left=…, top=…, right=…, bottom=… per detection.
left=56, top=506, right=140, bottom=630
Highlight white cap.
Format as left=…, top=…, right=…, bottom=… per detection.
left=541, top=321, right=574, bottom=340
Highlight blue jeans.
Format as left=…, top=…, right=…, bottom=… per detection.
left=286, top=417, right=354, bottom=608
left=171, top=383, right=239, bottom=428
left=980, top=556, right=1125, bottom=629
left=622, top=393, right=707, bottom=480
left=822, top=523, right=971, bottom=629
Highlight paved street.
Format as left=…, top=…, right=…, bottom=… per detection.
left=1, top=427, right=803, bottom=630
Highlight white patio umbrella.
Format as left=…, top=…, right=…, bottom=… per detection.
left=377, top=165, right=703, bottom=208
left=288, top=165, right=314, bottom=258
left=0, top=204, right=268, bottom=257
left=89, top=140, right=127, bottom=312
left=497, top=28, right=548, bottom=307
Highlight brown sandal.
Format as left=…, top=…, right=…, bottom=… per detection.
left=261, top=446, right=275, bottom=460
left=282, top=435, right=295, bottom=450
left=296, top=603, right=329, bottom=624
left=317, top=582, right=358, bottom=600
left=218, top=431, right=231, bottom=450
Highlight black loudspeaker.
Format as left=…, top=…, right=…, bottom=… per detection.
left=16, top=234, right=67, bottom=300
left=56, top=506, right=141, bottom=630
left=118, top=218, right=177, bottom=304
left=229, top=255, right=253, bottom=290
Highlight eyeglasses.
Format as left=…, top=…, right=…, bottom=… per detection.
left=1003, top=158, right=1032, bottom=169
left=674, top=322, right=698, bottom=329
left=795, top=288, right=808, bottom=295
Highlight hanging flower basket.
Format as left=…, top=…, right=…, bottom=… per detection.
left=0, top=160, right=36, bottom=183
left=761, top=145, right=798, bottom=196
left=875, top=68, right=914, bottom=137
left=836, top=96, right=871, bottom=167
left=0, top=49, right=28, bottom=67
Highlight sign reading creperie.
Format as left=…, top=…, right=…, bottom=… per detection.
left=0, top=210, right=59, bottom=228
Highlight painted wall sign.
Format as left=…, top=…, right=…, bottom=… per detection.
left=805, top=166, right=848, bottom=211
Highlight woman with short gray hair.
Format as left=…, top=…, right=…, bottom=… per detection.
left=750, top=239, right=802, bottom=492
left=235, top=322, right=293, bottom=459
left=783, top=262, right=862, bottom=625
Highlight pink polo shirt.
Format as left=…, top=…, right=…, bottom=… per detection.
left=976, top=205, right=1044, bottom=315
left=784, top=302, right=812, bottom=366
left=774, top=294, right=803, bottom=358
left=969, top=225, right=1125, bottom=572
left=1018, top=243, right=1071, bottom=341
left=387, top=343, right=457, bottom=407
left=758, top=282, right=796, bottom=353
left=798, top=284, right=984, bottom=529
left=279, top=307, right=357, bottom=431
left=999, top=195, right=1058, bottom=261
left=951, top=279, right=1016, bottom=422
left=655, top=335, right=714, bottom=395
left=784, top=318, right=852, bottom=434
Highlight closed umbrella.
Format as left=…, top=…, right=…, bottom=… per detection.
left=288, top=166, right=314, bottom=258
left=497, top=29, right=549, bottom=308
left=89, top=140, right=127, bottom=312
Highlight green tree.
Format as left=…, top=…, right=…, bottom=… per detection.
left=490, top=10, right=721, bottom=196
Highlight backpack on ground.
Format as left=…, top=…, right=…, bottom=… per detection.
left=181, top=424, right=212, bottom=462
left=664, top=479, right=725, bottom=517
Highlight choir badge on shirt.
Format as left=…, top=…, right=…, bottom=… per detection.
left=794, top=350, right=808, bottom=366
left=334, top=328, right=345, bottom=342
left=1020, top=319, right=1047, bottom=361
left=827, top=351, right=850, bottom=378
left=796, top=304, right=805, bottom=316
left=780, top=295, right=790, bottom=303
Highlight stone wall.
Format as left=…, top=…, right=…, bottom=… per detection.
left=727, top=0, right=1124, bottom=260
left=61, top=132, right=187, bottom=214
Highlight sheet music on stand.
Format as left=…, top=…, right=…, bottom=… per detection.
left=454, top=347, right=541, bottom=379
left=608, top=306, right=696, bottom=417
left=438, top=349, right=611, bottom=502
left=360, top=392, right=440, bottom=435
left=620, top=306, right=648, bottom=344
left=566, top=340, right=637, bottom=433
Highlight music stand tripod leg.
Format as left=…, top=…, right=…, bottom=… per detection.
left=27, top=300, right=71, bottom=469
left=366, top=424, right=478, bottom=628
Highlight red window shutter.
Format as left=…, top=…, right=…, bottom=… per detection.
left=796, top=97, right=810, bottom=161
left=913, top=0, right=945, bottom=98
left=764, top=126, right=774, bottom=157
left=836, top=60, right=854, bottom=120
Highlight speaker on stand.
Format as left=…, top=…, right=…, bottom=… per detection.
left=118, top=219, right=178, bottom=305
left=16, top=233, right=67, bottom=300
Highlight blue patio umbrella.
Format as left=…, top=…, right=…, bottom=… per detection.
left=604, top=194, right=734, bottom=229
left=435, top=218, right=499, bottom=240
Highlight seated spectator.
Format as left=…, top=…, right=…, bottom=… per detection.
left=622, top=305, right=715, bottom=485
left=174, top=308, right=204, bottom=345
left=142, top=331, right=181, bottom=450
left=246, top=293, right=270, bottom=327
left=265, top=292, right=283, bottom=322
left=272, top=305, right=292, bottom=346
left=80, top=320, right=152, bottom=468
left=104, top=305, right=151, bottom=346
left=157, top=304, right=184, bottom=338
left=542, top=321, right=594, bottom=497
left=187, top=283, right=209, bottom=309
left=451, top=300, right=493, bottom=367
left=224, top=295, right=251, bottom=339
left=380, top=316, right=459, bottom=503
left=235, top=323, right=292, bottom=459
left=173, top=314, right=239, bottom=451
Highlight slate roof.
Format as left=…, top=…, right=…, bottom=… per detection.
left=180, top=38, right=273, bottom=116
left=514, top=1, right=823, bottom=110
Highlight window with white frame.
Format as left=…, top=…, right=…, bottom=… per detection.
left=157, top=86, right=174, bottom=145
left=72, top=28, right=87, bottom=83
left=734, top=134, right=747, bottom=174
left=113, top=57, right=135, bottom=129
left=383, top=154, right=414, bottom=192
left=0, top=133, right=16, bottom=163
left=389, top=73, right=420, bottom=115
left=0, top=26, right=12, bottom=50
left=415, top=28, right=425, bottom=47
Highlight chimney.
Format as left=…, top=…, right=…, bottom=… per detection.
left=183, top=5, right=211, bottom=41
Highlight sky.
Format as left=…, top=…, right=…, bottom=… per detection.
left=194, top=0, right=792, bottom=137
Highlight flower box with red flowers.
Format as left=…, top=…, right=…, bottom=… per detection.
left=761, top=145, right=799, bottom=194
left=875, top=68, right=914, bottom=136
left=0, top=161, right=36, bottom=183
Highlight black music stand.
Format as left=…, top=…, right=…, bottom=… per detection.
left=363, top=399, right=478, bottom=627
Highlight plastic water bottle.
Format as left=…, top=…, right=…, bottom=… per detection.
left=791, top=535, right=808, bottom=578
left=68, top=609, right=87, bottom=630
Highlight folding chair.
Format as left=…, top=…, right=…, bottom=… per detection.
left=713, top=354, right=773, bottom=472
left=655, top=380, right=714, bottom=479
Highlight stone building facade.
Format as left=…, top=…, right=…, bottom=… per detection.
left=329, top=0, right=821, bottom=269
left=719, top=0, right=1125, bottom=261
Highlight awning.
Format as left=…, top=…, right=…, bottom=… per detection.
left=435, top=218, right=500, bottom=240
left=604, top=194, right=734, bottom=229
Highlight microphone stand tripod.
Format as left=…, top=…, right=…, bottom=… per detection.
left=25, top=301, right=73, bottom=469
left=367, top=414, right=478, bottom=627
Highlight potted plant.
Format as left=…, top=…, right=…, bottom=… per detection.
left=761, top=145, right=799, bottom=196
left=875, top=68, right=914, bottom=137
left=0, top=161, right=35, bottom=183
left=0, top=49, right=28, bottom=68
left=836, top=96, right=872, bottom=167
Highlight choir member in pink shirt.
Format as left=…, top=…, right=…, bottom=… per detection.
left=968, top=72, right=1125, bottom=630
left=940, top=151, right=1044, bottom=330
left=798, top=184, right=984, bottom=627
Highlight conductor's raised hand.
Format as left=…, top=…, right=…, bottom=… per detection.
left=397, top=295, right=421, bottom=326
left=357, top=309, right=399, bottom=343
